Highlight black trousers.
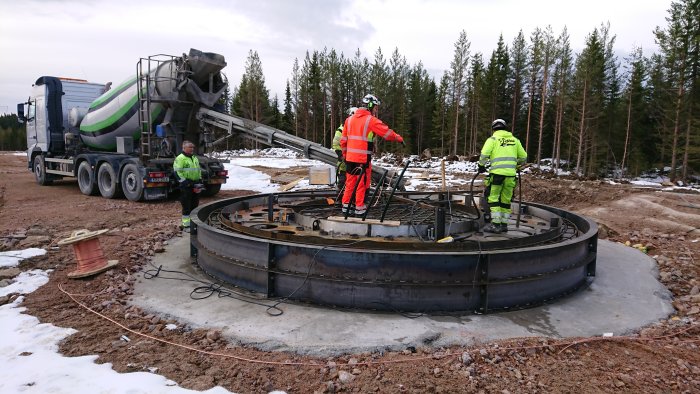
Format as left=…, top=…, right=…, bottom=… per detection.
left=180, top=186, right=200, bottom=216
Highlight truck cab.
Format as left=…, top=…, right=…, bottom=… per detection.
left=19, top=77, right=105, bottom=176
left=21, top=77, right=105, bottom=157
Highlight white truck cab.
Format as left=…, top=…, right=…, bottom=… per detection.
left=19, top=77, right=105, bottom=156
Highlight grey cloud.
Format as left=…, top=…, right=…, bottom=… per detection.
left=214, top=0, right=375, bottom=58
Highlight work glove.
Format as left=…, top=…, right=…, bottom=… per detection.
left=335, top=150, right=343, bottom=161
left=396, top=135, right=404, bottom=145
left=477, top=165, right=487, bottom=174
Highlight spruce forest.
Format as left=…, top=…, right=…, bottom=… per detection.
left=228, top=0, right=699, bottom=181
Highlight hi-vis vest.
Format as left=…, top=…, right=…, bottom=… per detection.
left=340, top=108, right=400, bottom=164
left=332, top=125, right=343, bottom=151
left=479, top=129, right=527, bottom=176
left=174, top=153, right=201, bottom=181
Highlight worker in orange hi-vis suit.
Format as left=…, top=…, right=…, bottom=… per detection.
left=340, top=94, right=405, bottom=217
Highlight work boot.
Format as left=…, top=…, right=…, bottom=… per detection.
left=500, top=223, right=508, bottom=232
left=482, top=223, right=503, bottom=234
left=354, top=209, right=366, bottom=218
left=341, top=204, right=350, bottom=215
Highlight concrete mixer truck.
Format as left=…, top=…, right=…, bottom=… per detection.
left=17, top=49, right=230, bottom=201
left=18, top=48, right=404, bottom=202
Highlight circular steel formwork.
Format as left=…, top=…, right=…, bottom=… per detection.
left=190, top=190, right=598, bottom=313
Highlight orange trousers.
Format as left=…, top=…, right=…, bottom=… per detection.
left=342, top=162, right=371, bottom=210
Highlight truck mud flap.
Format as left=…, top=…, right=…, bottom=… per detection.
left=144, top=187, right=168, bottom=200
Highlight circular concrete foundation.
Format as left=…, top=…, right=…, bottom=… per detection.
left=191, top=189, right=598, bottom=313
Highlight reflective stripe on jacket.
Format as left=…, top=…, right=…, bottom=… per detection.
left=340, top=108, right=401, bottom=164
left=478, top=129, right=527, bottom=176
left=174, top=153, right=201, bottom=181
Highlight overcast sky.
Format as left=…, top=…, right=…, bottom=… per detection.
left=0, top=0, right=671, bottom=115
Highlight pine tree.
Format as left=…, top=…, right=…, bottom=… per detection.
left=598, top=23, right=621, bottom=176
left=299, top=53, right=311, bottom=141
left=235, top=50, right=270, bottom=123
left=351, top=49, right=370, bottom=102
left=408, top=62, right=437, bottom=154
left=647, top=54, right=671, bottom=166
left=466, top=53, right=485, bottom=155
left=535, top=26, right=556, bottom=165
left=447, top=30, right=471, bottom=156
left=268, top=94, right=282, bottom=130
left=431, top=74, right=450, bottom=155
left=282, top=81, right=294, bottom=132
left=508, top=30, right=528, bottom=133
left=550, top=27, right=573, bottom=171
left=232, top=50, right=271, bottom=148
left=571, top=28, right=606, bottom=176
left=654, top=0, right=699, bottom=181
left=525, top=28, right=543, bottom=155
left=290, top=58, right=301, bottom=136
left=484, top=34, right=510, bottom=122
left=386, top=48, right=410, bottom=152
left=620, top=47, right=650, bottom=177
left=323, top=48, right=344, bottom=146
left=370, top=47, right=389, bottom=100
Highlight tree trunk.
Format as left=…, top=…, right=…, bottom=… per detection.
left=552, top=95, right=563, bottom=171
left=681, top=112, right=691, bottom=181
left=511, top=80, right=519, bottom=130
left=575, top=79, right=587, bottom=175
left=669, top=83, right=683, bottom=182
left=453, top=86, right=463, bottom=156
left=536, top=61, right=549, bottom=165
left=322, top=87, right=328, bottom=147
left=621, top=91, right=632, bottom=179
left=525, top=92, right=533, bottom=153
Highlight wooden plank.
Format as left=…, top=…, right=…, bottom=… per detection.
left=279, top=177, right=306, bottom=191
left=327, top=216, right=401, bottom=226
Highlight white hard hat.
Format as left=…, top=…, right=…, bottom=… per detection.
left=347, top=107, right=358, bottom=116
left=362, top=94, right=381, bottom=108
left=492, top=119, right=507, bottom=130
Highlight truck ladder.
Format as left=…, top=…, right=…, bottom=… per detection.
left=136, top=57, right=154, bottom=161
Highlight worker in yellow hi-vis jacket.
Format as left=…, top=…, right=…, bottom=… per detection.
left=173, top=140, right=202, bottom=230
left=478, top=119, right=527, bottom=234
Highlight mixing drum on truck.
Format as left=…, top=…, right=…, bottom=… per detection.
left=17, top=49, right=230, bottom=201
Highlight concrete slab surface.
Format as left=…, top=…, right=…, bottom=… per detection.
left=130, top=235, right=674, bottom=357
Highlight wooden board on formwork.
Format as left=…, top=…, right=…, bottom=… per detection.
left=327, top=216, right=401, bottom=226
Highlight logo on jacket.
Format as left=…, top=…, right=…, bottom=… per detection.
left=498, top=138, right=515, bottom=147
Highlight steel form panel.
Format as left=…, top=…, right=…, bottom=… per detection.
left=190, top=191, right=598, bottom=312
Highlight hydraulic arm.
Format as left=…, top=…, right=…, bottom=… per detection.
left=196, top=108, right=402, bottom=187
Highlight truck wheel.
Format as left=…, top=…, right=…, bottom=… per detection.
left=77, top=161, right=98, bottom=195
left=121, top=163, right=143, bottom=201
left=97, top=164, right=123, bottom=199
left=33, top=155, right=53, bottom=186
left=200, top=183, right=222, bottom=197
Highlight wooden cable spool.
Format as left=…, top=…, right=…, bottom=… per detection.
left=57, top=229, right=118, bottom=279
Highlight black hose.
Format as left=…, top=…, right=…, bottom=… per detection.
left=469, top=171, right=482, bottom=220
left=380, top=160, right=411, bottom=223
left=516, top=169, right=522, bottom=228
